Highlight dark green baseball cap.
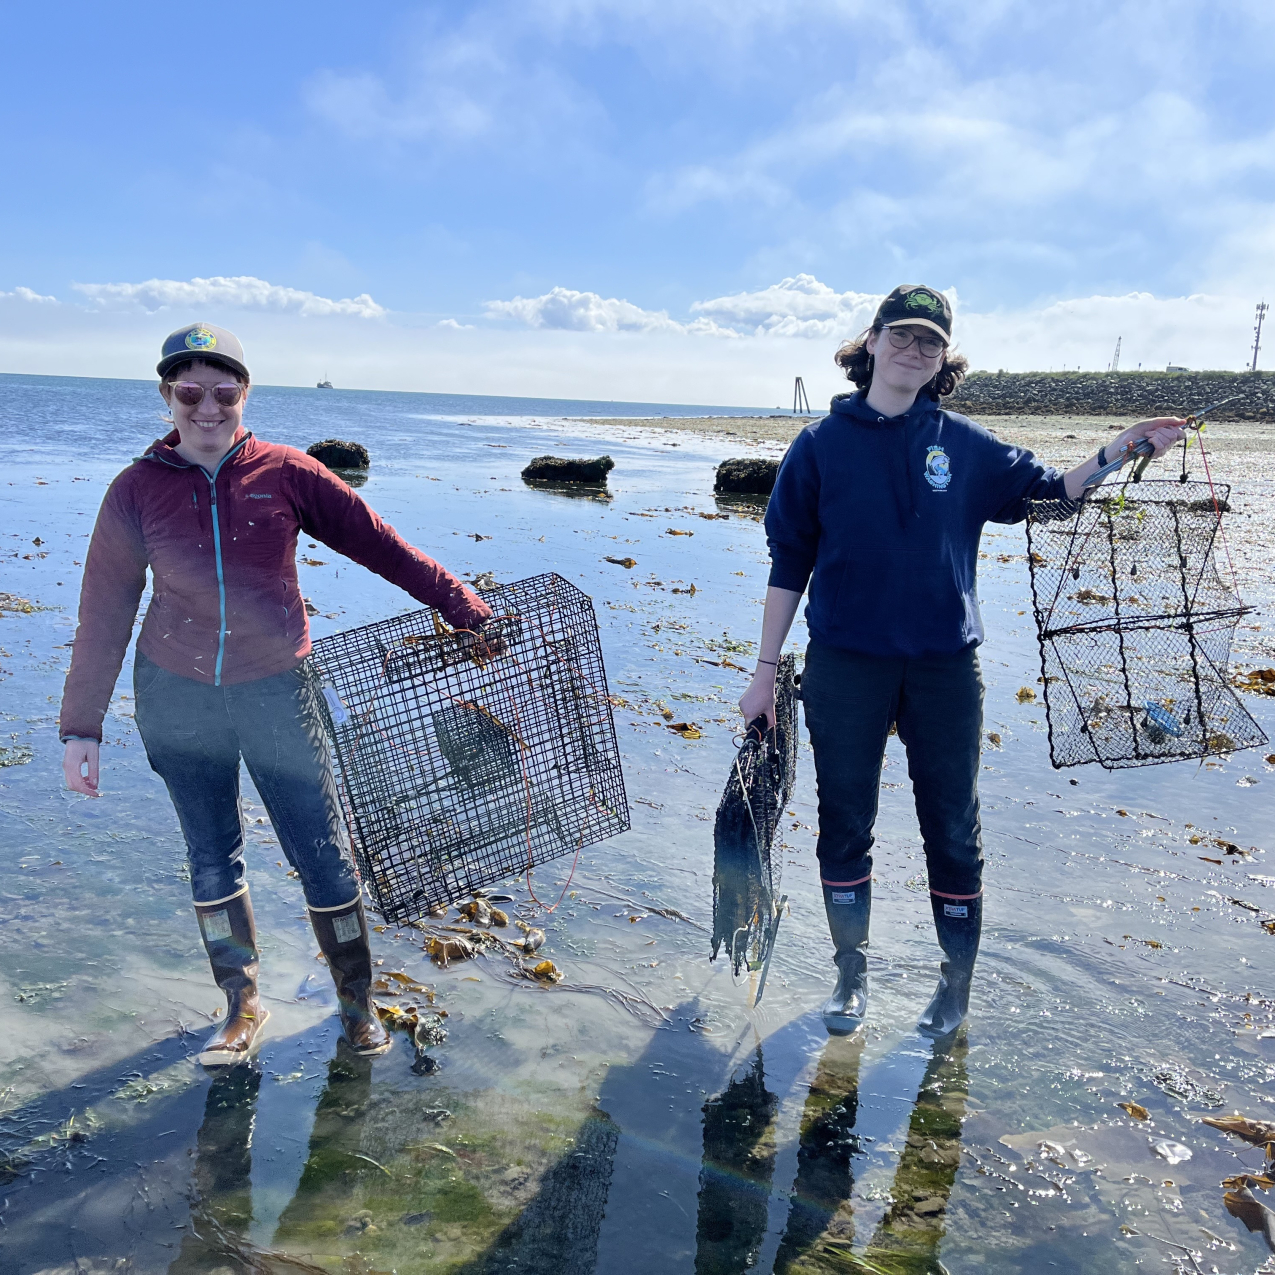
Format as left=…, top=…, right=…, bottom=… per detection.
left=156, top=322, right=250, bottom=381
left=874, top=285, right=952, bottom=342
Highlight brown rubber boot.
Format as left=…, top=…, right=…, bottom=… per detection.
left=309, top=897, right=392, bottom=1057
left=194, top=891, right=269, bottom=1068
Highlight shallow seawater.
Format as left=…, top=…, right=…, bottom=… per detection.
left=2, top=374, right=1275, bottom=1274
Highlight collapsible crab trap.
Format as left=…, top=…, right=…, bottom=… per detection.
left=711, top=655, right=800, bottom=983
left=308, top=573, right=629, bottom=922
left=1026, top=480, right=1266, bottom=770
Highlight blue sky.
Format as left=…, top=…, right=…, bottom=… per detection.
left=2, top=0, right=1274, bottom=402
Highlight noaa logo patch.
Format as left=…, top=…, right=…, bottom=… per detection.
left=185, top=326, right=218, bottom=351
left=924, top=446, right=952, bottom=491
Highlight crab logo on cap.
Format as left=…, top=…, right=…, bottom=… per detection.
left=906, top=290, right=943, bottom=316
left=185, top=326, right=218, bottom=352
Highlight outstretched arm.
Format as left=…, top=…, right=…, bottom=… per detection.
left=1063, top=417, right=1186, bottom=500
left=738, top=586, right=804, bottom=729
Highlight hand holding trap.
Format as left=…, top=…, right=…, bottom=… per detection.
left=308, top=573, right=630, bottom=922
left=1026, top=481, right=1266, bottom=770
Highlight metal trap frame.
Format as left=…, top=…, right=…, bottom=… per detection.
left=308, top=573, right=630, bottom=922
left=711, top=655, right=800, bottom=985
left=1026, top=481, right=1266, bottom=770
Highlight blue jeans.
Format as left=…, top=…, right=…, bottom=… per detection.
left=801, top=641, right=984, bottom=900
left=133, top=652, right=360, bottom=909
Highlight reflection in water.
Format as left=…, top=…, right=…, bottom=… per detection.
left=694, top=1048, right=780, bottom=1274
left=774, top=1035, right=866, bottom=1272
left=770, top=1036, right=969, bottom=1275
left=169, top=1065, right=262, bottom=1274
left=273, top=1041, right=375, bottom=1244
left=460, top=1109, right=619, bottom=1275
left=860, top=1037, right=969, bottom=1274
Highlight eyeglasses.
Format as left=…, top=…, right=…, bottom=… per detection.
left=886, top=327, right=947, bottom=358
left=170, top=381, right=244, bottom=407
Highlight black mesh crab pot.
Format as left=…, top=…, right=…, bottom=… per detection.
left=308, top=573, right=630, bottom=922
left=1026, top=481, right=1266, bottom=770
left=711, top=655, right=800, bottom=975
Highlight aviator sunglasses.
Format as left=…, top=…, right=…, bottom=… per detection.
left=885, top=327, right=947, bottom=358
left=169, top=381, right=245, bottom=407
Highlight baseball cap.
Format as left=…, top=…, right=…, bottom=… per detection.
left=156, top=323, right=250, bottom=381
left=873, top=285, right=952, bottom=342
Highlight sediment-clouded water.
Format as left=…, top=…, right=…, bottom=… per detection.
left=2, top=374, right=1274, bottom=1274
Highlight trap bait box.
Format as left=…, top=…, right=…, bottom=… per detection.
left=308, top=572, right=630, bottom=921
left=1026, top=481, right=1266, bottom=770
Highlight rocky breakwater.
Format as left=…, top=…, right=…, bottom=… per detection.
left=947, top=371, right=1275, bottom=421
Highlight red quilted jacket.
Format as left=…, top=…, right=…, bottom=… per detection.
left=59, top=430, right=491, bottom=741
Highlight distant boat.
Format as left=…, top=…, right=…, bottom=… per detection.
left=317, top=371, right=334, bottom=389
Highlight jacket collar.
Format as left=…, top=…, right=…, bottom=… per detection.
left=829, top=389, right=936, bottom=426
left=144, top=428, right=254, bottom=470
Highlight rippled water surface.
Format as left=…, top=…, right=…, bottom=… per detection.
left=2, top=374, right=1274, bottom=1274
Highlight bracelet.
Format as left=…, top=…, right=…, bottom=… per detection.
left=1097, top=445, right=1108, bottom=467
left=756, top=658, right=777, bottom=666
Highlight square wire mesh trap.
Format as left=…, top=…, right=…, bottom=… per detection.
left=1026, top=481, right=1266, bottom=770
left=308, top=572, right=630, bottom=921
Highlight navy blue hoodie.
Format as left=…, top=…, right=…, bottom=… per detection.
left=765, top=390, right=1069, bottom=658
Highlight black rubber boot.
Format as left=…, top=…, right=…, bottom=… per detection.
left=309, top=897, right=392, bottom=1057
left=820, top=881, right=871, bottom=1036
left=194, top=890, right=269, bottom=1068
left=917, top=894, right=982, bottom=1039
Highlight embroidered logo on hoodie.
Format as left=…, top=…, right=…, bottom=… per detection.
left=924, top=446, right=952, bottom=491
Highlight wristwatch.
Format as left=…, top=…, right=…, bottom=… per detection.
left=1097, top=444, right=1108, bottom=467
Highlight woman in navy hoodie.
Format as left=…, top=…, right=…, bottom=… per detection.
left=740, top=286, right=1185, bottom=1039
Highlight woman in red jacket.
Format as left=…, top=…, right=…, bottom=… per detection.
left=60, top=323, right=493, bottom=1067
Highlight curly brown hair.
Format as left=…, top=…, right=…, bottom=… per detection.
left=834, top=324, right=969, bottom=399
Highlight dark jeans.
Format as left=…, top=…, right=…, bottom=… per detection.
left=801, top=641, right=984, bottom=900
left=133, top=651, right=360, bottom=909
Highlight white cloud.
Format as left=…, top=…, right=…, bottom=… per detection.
left=436, top=318, right=475, bottom=330
left=692, top=275, right=883, bottom=338
left=1, top=286, right=57, bottom=303
left=72, top=276, right=385, bottom=319
left=484, top=286, right=735, bottom=336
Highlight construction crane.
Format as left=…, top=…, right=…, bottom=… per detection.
left=792, top=376, right=811, bottom=415
left=1253, top=302, right=1269, bottom=373
left=1109, top=336, right=1121, bottom=373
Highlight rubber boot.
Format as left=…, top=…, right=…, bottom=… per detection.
left=917, top=894, right=982, bottom=1039
left=820, top=881, right=871, bottom=1036
left=194, top=891, right=269, bottom=1068
left=310, top=897, right=392, bottom=1057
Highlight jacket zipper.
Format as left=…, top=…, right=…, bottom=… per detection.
left=203, top=438, right=249, bottom=686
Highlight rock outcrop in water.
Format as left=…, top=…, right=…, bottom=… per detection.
left=947, top=370, right=1275, bottom=420
left=521, top=455, right=615, bottom=484
left=307, top=439, right=370, bottom=469
left=715, top=458, right=779, bottom=495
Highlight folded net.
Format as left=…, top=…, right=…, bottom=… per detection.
left=711, top=655, right=800, bottom=975
left=308, top=573, right=629, bottom=921
left=1026, top=481, right=1266, bottom=770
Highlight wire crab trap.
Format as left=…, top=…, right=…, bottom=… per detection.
left=711, top=655, right=800, bottom=999
left=1026, top=480, right=1266, bottom=770
left=308, top=572, right=630, bottom=922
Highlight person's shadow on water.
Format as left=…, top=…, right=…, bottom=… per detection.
left=690, top=1030, right=970, bottom=1275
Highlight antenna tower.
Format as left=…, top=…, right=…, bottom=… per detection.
left=792, top=376, right=810, bottom=415
left=1253, top=302, right=1269, bottom=373
left=1109, top=336, right=1121, bottom=373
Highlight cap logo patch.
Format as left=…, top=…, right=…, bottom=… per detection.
left=924, top=446, right=952, bottom=491
left=906, top=290, right=943, bottom=316
left=185, top=327, right=218, bottom=351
